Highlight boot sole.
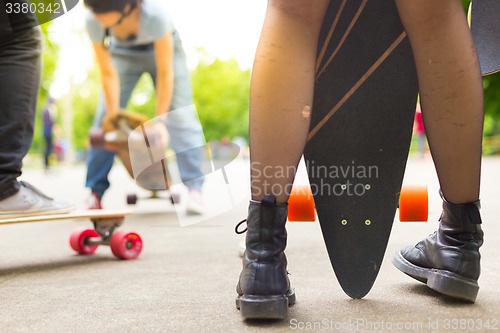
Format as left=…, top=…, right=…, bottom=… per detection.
left=392, top=252, right=478, bottom=302
left=236, top=289, right=296, bottom=320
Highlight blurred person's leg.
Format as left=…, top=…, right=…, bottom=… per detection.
left=44, top=135, right=53, bottom=169
left=149, top=68, right=205, bottom=191
left=393, top=0, right=484, bottom=302
left=163, top=104, right=205, bottom=191
left=86, top=92, right=117, bottom=202
left=149, top=48, right=205, bottom=213
left=85, top=55, right=143, bottom=204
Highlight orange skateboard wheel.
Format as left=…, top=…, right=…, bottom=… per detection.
left=288, top=185, right=316, bottom=222
left=399, top=184, right=428, bottom=222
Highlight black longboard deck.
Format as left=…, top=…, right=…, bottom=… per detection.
left=305, top=0, right=418, bottom=299
left=469, top=0, right=500, bottom=75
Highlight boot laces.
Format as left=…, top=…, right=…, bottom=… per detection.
left=235, top=219, right=247, bottom=234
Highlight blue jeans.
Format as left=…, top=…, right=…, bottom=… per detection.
left=86, top=46, right=205, bottom=197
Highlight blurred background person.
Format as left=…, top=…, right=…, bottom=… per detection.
left=83, top=0, right=206, bottom=214
left=42, top=97, right=57, bottom=171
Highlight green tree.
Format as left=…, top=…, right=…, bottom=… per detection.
left=70, top=65, right=101, bottom=153
left=191, top=53, right=250, bottom=141
left=483, top=73, right=500, bottom=137
left=127, top=73, right=157, bottom=119
left=30, top=23, right=59, bottom=155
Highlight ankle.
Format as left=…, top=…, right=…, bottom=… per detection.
left=440, top=189, right=479, bottom=205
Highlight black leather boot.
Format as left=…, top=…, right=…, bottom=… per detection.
left=235, top=195, right=295, bottom=319
left=392, top=191, right=483, bottom=302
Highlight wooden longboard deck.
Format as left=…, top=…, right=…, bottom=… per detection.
left=115, top=138, right=171, bottom=191
left=469, top=0, right=500, bottom=75
left=0, top=210, right=133, bottom=225
left=90, top=113, right=172, bottom=192
left=305, top=0, right=418, bottom=298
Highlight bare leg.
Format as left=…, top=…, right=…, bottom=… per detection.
left=396, top=0, right=484, bottom=204
left=238, top=4, right=330, bottom=319
left=250, top=0, right=330, bottom=203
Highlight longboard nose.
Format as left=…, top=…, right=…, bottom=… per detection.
left=333, top=259, right=381, bottom=299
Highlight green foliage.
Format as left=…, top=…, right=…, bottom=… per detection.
left=483, top=72, right=500, bottom=136
left=30, top=23, right=59, bottom=154
left=463, top=0, right=500, bottom=139
left=127, top=73, right=157, bottom=119
left=463, top=0, right=471, bottom=11
left=70, top=66, right=101, bottom=151
left=191, top=54, right=250, bottom=141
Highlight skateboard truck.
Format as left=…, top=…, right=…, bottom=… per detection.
left=85, top=217, right=124, bottom=246
left=0, top=210, right=142, bottom=260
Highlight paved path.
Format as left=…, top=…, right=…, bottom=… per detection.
left=0, top=156, right=499, bottom=332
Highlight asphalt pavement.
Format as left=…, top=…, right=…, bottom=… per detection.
left=0, top=155, right=499, bottom=332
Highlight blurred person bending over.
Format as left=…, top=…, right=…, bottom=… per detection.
left=84, top=0, right=206, bottom=214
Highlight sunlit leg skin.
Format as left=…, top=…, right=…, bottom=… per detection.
left=249, top=0, right=331, bottom=203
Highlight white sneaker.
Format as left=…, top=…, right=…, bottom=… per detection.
left=186, top=189, right=205, bottom=215
left=85, top=192, right=102, bottom=210
left=0, top=181, right=75, bottom=218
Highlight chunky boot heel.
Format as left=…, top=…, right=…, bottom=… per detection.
left=235, top=195, right=295, bottom=319
left=236, top=293, right=294, bottom=320
left=427, top=270, right=479, bottom=302
left=393, top=190, right=483, bottom=302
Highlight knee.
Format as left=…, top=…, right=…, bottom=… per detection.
left=268, top=0, right=327, bottom=25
